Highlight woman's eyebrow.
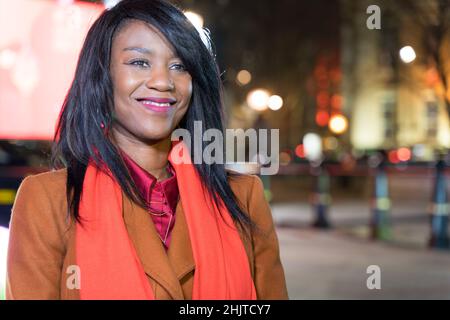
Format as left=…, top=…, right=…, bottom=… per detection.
left=122, top=46, right=179, bottom=59
left=123, top=46, right=153, bottom=54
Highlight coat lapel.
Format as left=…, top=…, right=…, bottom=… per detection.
left=122, top=192, right=194, bottom=299
left=167, top=200, right=195, bottom=280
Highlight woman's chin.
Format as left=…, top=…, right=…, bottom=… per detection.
left=138, top=130, right=173, bottom=143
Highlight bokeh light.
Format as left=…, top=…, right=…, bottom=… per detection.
left=246, top=89, right=270, bottom=111
left=279, top=151, right=292, bottom=165
left=303, top=133, right=322, bottom=161
left=399, top=46, right=416, bottom=64
left=315, top=110, right=329, bottom=127
left=316, top=91, right=330, bottom=108
left=388, top=150, right=400, bottom=164
left=236, top=69, right=252, bottom=86
left=184, top=11, right=204, bottom=29
left=295, top=144, right=305, bottom=158
left=328, top=114, right=348, bottom=134
left=330, top=94, right=343, bottom=109
left=323, top=136, right=338, bottom=151
left=397, top=147, right=411, bottom=162
left=267, top=95, right=283, bottom=110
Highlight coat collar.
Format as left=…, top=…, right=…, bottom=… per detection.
left=122, top=192, right=195, bottom=299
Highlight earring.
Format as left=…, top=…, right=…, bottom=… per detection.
left=100, top=120, right=109, bottom=136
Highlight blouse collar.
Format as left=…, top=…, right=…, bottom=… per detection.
left=121, top=151, right=179, bottom=216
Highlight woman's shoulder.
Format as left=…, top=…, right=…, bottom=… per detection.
left=226, top=170, right=280, bottom=274
left=10, top=168, right=70, bottom=245
left=18, top=168, right=68, bottom=195
left=14, top=168, right=68, bottom=213
left=226, top=171, right=266, bottom=214
left=227, top=170, right=260, bottom=192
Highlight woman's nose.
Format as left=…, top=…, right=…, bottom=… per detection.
left=145, top=67, right=174, bottom=91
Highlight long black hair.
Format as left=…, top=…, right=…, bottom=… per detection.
left=52, top=0, right=254, bottom=233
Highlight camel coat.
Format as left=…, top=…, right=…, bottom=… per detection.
left=6, top=168, right=288, bottom=300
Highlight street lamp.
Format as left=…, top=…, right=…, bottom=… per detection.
left=399, top=46, right=416, bottom=64
left=303, top=133, right=322, bottom=162
left=236, top=69, right=252, bottom=86
left=268, top=95, right=283, bottom=111
left=328, top=114, right=348, bottom=135
left=246, top=89, right=270, bottom=111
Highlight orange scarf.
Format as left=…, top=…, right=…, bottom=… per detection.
left=76, top=141, right=257, bottom=299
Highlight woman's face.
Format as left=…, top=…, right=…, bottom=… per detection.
left=110, top=20, right=192, bottom=143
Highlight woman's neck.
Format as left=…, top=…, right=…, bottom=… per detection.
left=111, top=129, right=171, bottom=181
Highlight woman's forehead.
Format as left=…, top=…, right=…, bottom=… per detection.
left=113, top=20, right=177, bottom=57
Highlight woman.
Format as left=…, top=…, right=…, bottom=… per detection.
left=6, top=0, right=288, bottom=300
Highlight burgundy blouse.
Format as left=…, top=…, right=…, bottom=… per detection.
left=122, top=152, right=179, bottom=250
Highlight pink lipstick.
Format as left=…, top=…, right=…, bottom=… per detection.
left=137, top=97, right=177, bottom=113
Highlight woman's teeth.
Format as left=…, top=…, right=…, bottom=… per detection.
left=141, top=101, right=171, bottom=107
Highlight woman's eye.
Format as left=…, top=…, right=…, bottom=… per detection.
left=129, top=60, right=150, bottom=68
left=170, top=63, right=186, bottom=71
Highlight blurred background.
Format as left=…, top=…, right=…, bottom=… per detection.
left=0, top=0, right=449, bottom=299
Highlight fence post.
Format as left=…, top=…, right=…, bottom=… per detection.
left=370, top=161, right=391, bottom=240
left=260, top=174, right=272, bottom=203
left=429, top=159, right=449, bottom=249
left=312, top=165, right=331, bottom=228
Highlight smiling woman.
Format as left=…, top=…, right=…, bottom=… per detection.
left=5, top=0, right=288, bottom=300
left=110, top=20, right=193, bottom=143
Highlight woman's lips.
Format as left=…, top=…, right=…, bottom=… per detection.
left=137, top=98, right=176, bottom=113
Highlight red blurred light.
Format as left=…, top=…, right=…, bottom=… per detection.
left=426, top=68, right=439, bottom=87
left=316, top=91, right=329, bottom=108
left=388, top=150, right=400, bottom=164
left=314, top=65, right=327, bottom=80
left=295, top=144, right=305, bottom=158
left=330, top=68, right=342, bottom=84
left=279, top=150, right=292, bottom=165
left=331, top=94, right=343, bottom=110
left=317, top=79, right=329, bottom=90
left=397, top=148, right=411, bottom=162
left=315, top=110, right=329, bottom=127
